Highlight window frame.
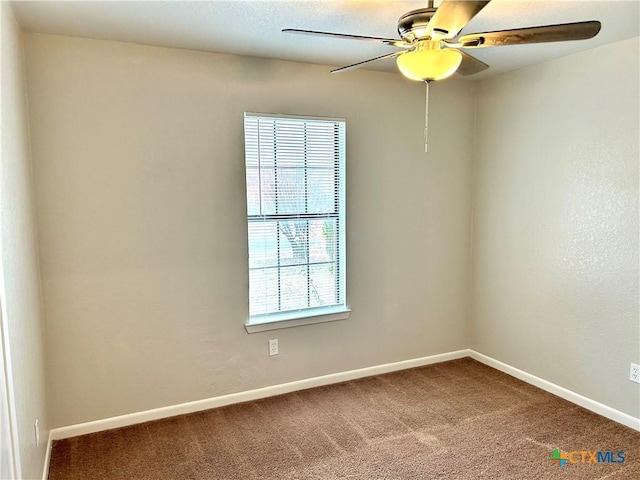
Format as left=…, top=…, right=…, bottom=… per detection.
left=243, top=112, right=350, bottom=333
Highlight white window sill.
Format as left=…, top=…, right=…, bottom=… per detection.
left=245, top=309, right=351, bottom=333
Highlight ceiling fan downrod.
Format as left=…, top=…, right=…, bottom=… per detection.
left=424, top=81, right=430, bottom=154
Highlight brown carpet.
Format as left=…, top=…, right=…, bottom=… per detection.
left=47, top=358, right=640, bottom=479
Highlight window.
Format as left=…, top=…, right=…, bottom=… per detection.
left=243, top=113, right=348, bottom=332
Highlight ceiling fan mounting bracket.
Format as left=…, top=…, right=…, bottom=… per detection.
left=397, top=8, right=440, bottom=42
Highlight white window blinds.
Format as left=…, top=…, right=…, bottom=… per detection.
left=244, top=113, right=346, bottom=324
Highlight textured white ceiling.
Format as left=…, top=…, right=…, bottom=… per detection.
left=11, top=0, right=640, bottom=80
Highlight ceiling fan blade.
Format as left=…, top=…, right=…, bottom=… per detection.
left=331, top=51, right=406, bottom=74
left=282, top=29, right=407, bottom=47
left=455, top=50, right=489, bottom=76
left=455, top=21, right=601, bottom=48
left=427, top=0, right=492, bottom=39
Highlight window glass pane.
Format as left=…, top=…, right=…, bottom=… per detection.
left=310, top=263, right=337, bottom=307
left=245, top=167, right=261, bottom=216
left=280, top=265, right=309, bottom=311
left=279, top=220, right=308, bottom=267
left=259, top=168, right=276, bottom=215
left=248, top=222, right=278, bottom=269
left=275, top=167, right=306, bottom=214
left=256, top=122, right=275, bottom=167
left=306, top=123, right=338, bottom=167
left=309, top=219, right=335, bottom=264
left=249, top=268, right=278, bottom=315
left=307, top=169, right=336, bottom=214
left=244, top=122, right=260, bottom=168
left=274, top=121, right=305, bottom=168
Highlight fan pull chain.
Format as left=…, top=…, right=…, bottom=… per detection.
left=424, top=80, right=430, bottom=153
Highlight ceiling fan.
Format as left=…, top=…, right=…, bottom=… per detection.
left=283, top=0, right=601, bottom=82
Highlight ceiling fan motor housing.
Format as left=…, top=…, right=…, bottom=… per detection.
left=397, top=8, right=440, bottom=42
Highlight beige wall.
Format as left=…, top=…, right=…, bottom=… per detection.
left=0, top=3, right=49, bottom=478
left=23, top=26, right=637, bottom=433
left=24, top=34, right=475, bottom=428
left=471, top=37, right=640, bottom=417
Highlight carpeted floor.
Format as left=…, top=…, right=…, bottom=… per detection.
left=48, top=358, right=640, bottom=479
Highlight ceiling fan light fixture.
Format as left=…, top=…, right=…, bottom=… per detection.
left=396, top=42, right=462, bottom=81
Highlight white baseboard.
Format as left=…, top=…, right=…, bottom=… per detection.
left=45, top=347, right=639, bottom=463
left=469, top=350, right=640, bottom=432
left=49, top=349, right=470, bottom=441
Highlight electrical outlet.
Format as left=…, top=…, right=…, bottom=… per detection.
left=34, top=419, right=40, bottom=447
left=269, top=339, right=279, bottom=356
left=630, top=363, right=640, bottom=384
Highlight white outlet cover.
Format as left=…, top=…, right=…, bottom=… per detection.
left=269, top=339, right=278, bottom=356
